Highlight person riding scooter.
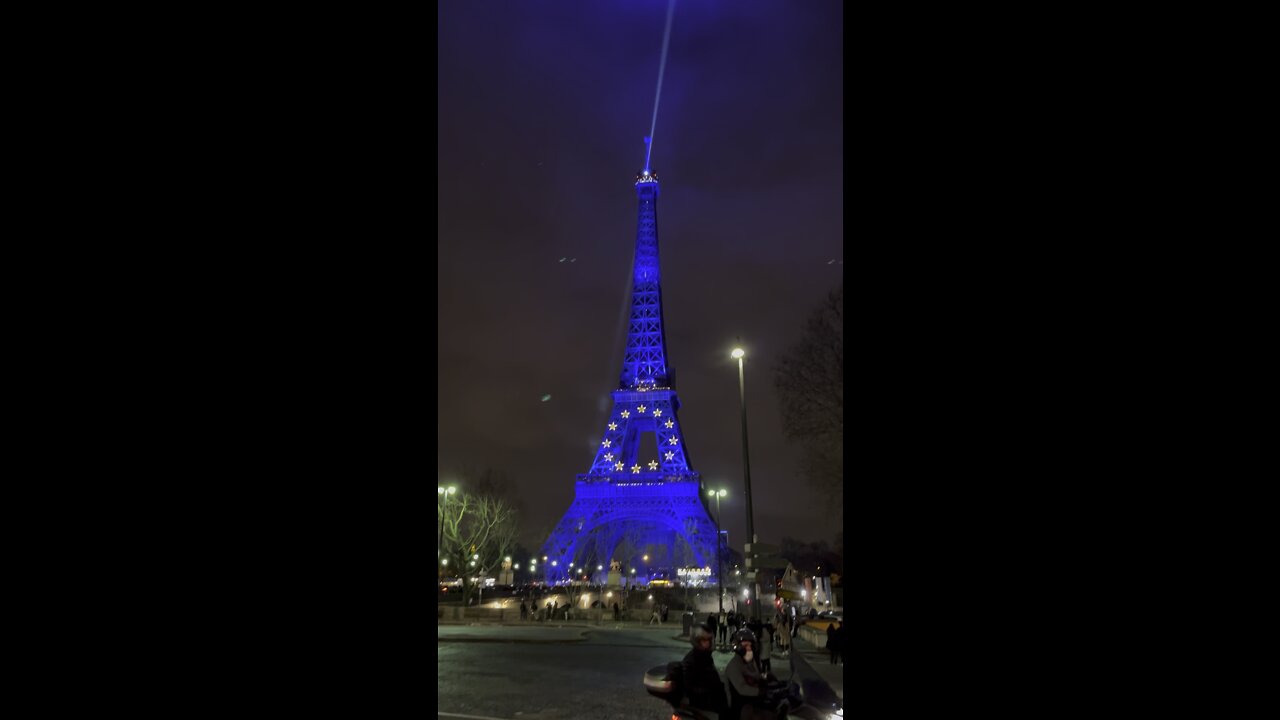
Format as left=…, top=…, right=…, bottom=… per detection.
left=725, top=628, right=782, bottom=719
left=681, top=624, right=728, bottom=716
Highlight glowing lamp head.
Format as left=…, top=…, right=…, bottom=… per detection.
left=731, top=348, right=745, bottom=359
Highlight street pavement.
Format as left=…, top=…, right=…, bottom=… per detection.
left=437, top=621, right=843, bottom=718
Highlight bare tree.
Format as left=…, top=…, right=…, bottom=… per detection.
left=773, top=282, right=843, bottom=509
left=440, top=490, right=519, bottom=606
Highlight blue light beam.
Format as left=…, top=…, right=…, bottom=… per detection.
left=643, top=0, right=677, bottom=173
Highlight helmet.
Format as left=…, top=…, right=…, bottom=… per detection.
left=690, top=623, right=713, bottom=649
left=732, top=628, right=758, bottom=654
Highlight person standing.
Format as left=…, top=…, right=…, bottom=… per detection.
left=826, top=621, right=839, bottom=665
left=613, top=602, right=621, bottom=622
left=717, top=609, right=728, bottom=647
left=519, top=600, right=528, bottom=621
left=758, top=623, right=773, bottom=676
left=649, top=605, right=662, bottom=625
left=835, top=620, right=845, bottom=665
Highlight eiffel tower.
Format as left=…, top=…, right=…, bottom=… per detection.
left=541, top=168, right=719, bottom=586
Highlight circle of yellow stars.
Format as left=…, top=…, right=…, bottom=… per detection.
left=599, top=404, right=682, bottom=474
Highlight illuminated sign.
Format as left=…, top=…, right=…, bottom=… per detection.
left=677, top=567, right=712, bottom=578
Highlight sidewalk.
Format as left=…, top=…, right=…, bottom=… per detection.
left=437, top=624, right=592, bottom=643
left=779, top=633, right=844, bottom=701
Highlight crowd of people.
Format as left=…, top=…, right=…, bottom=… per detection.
left=703, top=603, right=802, bottom=657
left=514, top=591, right=641, bottom=623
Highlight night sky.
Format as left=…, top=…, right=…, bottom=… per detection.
left=437, top=1, right=843, bottom=552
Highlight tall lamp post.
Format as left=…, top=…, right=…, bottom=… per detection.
left=437, top=485, right=457, bottom=568
left=708, top=488, right=727, bottom=613
left=731, top=346, right=758, bottom=619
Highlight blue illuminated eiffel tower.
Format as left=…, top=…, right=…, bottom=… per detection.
left=541, top=169, right=719, bottom=586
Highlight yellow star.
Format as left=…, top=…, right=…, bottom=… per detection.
left=604, top=453, right=614, bottom=461
left=637, top=405, right=647, bottom=413
left=631, top=464, right=641, bottom=474
left=608, top=422, right=618, bottom=431
left=665, top=451, right=675, bottom=460
left=602, top=439, right=612, bottom=448
left=621, top=410, right=631, bottom=419
left=648, top=460, right=659, bottom=470
left=652, top=408, right=662, bottom=417
left=614, top=461, right=625, bottom=470
left=668, top=436, right=679, bottom=445
left=664, top=419, right=674, bottom=428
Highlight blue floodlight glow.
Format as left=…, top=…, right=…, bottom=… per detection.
left=540, top=166, right=717, bottom=586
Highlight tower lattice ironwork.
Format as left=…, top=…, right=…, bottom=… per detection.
left=541, top=170, right=718, bottom=586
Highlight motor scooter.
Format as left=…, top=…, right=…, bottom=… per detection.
left=643, top=651, right=843, bottom=720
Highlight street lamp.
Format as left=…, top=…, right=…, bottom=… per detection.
left=731, top=345, right=758, bottom=620
left=437, top=485, right=457, bottom=566
left=708, top=488, right=727, bottom=613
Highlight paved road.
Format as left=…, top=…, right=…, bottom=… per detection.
left=438, top=624, right=686, bottom=719
left=438, top=623, right=843, bottom=719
